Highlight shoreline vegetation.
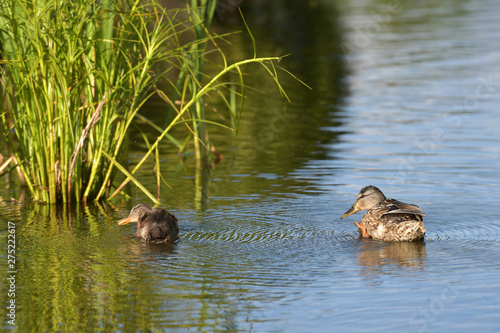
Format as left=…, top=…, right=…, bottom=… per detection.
left=0, top=0, right=302, bottom=204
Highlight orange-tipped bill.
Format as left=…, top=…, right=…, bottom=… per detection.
left=117, top=217, right=134, bottom=225
left=340, top=204, right=360, bottom=219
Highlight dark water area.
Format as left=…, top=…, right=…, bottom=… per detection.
left=2, top=0, right=500, bottom=331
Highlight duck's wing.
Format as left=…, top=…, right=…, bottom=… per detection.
left=380, top=199, right=426, bottom=217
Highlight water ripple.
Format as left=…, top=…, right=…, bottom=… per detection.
left=426, top=220, right=500, bottom=244
left=182, top=225, right=340, bottom=245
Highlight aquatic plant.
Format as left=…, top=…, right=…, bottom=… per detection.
left=0, top=0, right=298, bottom=204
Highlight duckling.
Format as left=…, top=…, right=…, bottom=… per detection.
left=118, top=203, right=179, bottom=243
left=341, top=186, right=426, bottom=242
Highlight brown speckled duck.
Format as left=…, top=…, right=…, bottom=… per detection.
left=341, top=186, right=426, bottom=242
left=118, top=203, right=179, bottom=243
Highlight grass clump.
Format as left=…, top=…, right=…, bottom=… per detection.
left=0, top=0, right=299, bottom=204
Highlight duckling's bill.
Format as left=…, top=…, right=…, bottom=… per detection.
left=118, top=217, right=133, bottom=225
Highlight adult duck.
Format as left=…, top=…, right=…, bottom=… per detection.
left=118, top=203, right=179, bottom=243
left=340, top=186, right=426, bottom=242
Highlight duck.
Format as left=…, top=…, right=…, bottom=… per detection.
left=340, top=185, right=426, bottom=242
left=118, top=203, right=179, bottom=243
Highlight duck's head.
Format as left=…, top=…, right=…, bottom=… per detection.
left=117, top=203, right=152, bottom=225
left=340, top=185, right=386, bottom=219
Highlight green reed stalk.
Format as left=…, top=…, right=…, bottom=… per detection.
left=189, top=0, right=215, bottom=162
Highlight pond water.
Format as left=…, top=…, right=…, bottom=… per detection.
left=2, top=0, right=500, bottom=331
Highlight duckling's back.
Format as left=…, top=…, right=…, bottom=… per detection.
left=138, top=209, right=179, bottom=243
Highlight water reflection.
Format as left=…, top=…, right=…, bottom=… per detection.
left=357, top=240, right=426, bottom=272
left=4, top=203, right=180, bottom=332
left=118, top=237, right=177, bottom=257
left=131, top=0, right=348, bottom=208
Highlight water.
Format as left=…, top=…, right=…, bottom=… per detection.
left=2, top=0, right=500, bottom=331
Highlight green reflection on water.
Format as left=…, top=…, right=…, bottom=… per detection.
left=1, top=202, right=287, bottom=331
left=0, top=1, right=348, bottom=331
left=130, top=0, right=347, bottom=210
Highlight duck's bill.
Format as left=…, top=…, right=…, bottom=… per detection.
left=340, top=205, right=360, bottom=219
left=117, top=217, right=132, bottom=225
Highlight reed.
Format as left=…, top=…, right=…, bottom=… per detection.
left=0, top=0, right=302, bottom=204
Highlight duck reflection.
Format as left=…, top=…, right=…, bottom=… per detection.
left=118, top=234, right=177, bottom=259
left=356, top=239, right=426, bottom=272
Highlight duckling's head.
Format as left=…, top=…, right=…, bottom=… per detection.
left=340, top=185, right=386, bottom=219
left=117, top=203, right=152, bottom=225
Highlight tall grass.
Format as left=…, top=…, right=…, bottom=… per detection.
left=0, top=0, right=183, bottom=203
left=0, top=0, right=301, bottom=204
